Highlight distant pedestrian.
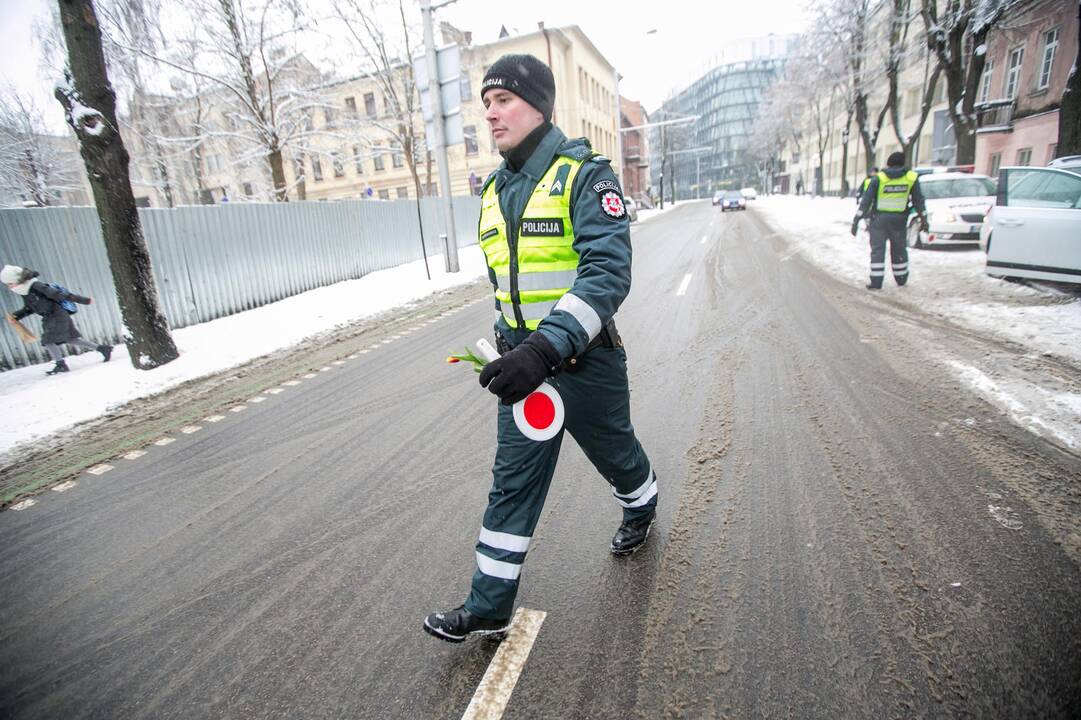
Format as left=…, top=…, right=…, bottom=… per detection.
left=2, top=265, right=112, bottom=375
left=850, top=152, right=928, bottom=290
left=859, top=167, right=879, bottom=200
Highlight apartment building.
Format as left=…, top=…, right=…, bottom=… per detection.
left=973, top=0, right=1076, bottom=174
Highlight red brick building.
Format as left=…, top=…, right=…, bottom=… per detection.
left=620, top=97, right=652, bottom=205
left=974, top=0, right=1078, bottom=174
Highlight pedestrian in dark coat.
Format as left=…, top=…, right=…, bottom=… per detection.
left=2, top=264, right=112, bottom=375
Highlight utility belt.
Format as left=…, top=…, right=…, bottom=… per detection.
left=496, top=319, right=622, bottom=374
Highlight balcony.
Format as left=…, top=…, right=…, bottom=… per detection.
left=975, top=99, right=1015, bottom=133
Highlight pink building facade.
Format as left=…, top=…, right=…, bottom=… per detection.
left=974, top=0, right=1077, bottom=175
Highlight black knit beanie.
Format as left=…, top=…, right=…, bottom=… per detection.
left=886, top=151, right=906, bottom=168
left=481, top=54, right=555, bottom=121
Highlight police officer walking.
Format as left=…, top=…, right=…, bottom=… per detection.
left=423, top=54, right=658, bottom=643
left=851, top=152, right=928, bottom=289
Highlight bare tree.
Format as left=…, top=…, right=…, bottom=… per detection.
left=330, top=0, right=427, bottom=199
left=922, top=0, right=1007, bottom=165
left=117, top=0, right=330, bottom=201
left=0, top=89, right=85, bottom=207
left=884, top=0, right=943, bottom=164
left=54, top=0, right=178, bottom=369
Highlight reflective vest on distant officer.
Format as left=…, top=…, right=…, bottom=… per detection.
left=479, top=156, right=594, bottom=330
left=874, top=170, right=919, bottom=213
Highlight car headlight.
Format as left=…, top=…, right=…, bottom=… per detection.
left=943, top=212, right=957, bottom=223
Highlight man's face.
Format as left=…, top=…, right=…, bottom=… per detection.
left=483, top=88, right=544, bottom=153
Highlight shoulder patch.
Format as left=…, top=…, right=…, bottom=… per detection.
left=599, top=189, right=626, bottom=220
left=592, top=179, right=618, bottom=193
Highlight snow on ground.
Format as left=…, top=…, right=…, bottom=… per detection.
left=0, top=200, right=687, bottom=459
left=0, top=246, right=488, bottom=456
left=754, top=194, right=1081, bottom=450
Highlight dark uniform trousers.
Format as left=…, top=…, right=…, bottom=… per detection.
left=868, top=213, right=910, bottom=288
left=465, top=341, right=656, bottom=620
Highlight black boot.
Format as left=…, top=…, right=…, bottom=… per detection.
left=865, top=283, right=881, bottom=290
left=423, top=605, right=511, bottom=643
left=98, top=344, right=113, bottom=362
left=46, top=360, right=69, bottom=375
left=611, top=511, right=656, bottom=555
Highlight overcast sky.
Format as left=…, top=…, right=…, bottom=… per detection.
left=1, top=0, right=810, bottom=133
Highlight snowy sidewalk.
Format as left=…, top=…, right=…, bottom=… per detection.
left=0, top=246, right=488, bottom=457
left=753, top=194, right=1081, bottom=450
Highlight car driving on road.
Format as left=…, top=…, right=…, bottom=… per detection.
left=720, top=191, right=745, bottom=212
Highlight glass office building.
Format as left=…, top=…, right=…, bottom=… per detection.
left=650, top=36, right=792, bottom=200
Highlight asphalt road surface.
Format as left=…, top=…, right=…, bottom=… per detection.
left=2, top=201, right=1079, bottom=719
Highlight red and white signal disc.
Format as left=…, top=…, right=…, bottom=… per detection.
left=512, top=382, right=564, bottom=441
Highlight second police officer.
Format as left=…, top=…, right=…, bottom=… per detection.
left=851, top=151, right=929, bottom=290
left=423, top=54, right=659, bottom=643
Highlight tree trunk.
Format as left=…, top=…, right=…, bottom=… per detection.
left=1058, top=3, right=1081, bottom=157
left=268, top=146, right=288, bottom=202
left=55, top=0, right=178, bottom=370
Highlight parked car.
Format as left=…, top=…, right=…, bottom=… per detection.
left=740, top=187, right=758, bottom=200
left=906, top=172, right=996, bottom=249
left=624, top=196, right=638, bottom=222
left=979, top=166, right=1081, bottom=284
left=720, top=191, right=746, bottom=212
left=712, top=190, right=724, bottom=206
left=1048, top=155, right=1081, bottom=174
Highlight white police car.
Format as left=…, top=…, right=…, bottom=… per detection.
left=907, top=172, right=996, bottom=248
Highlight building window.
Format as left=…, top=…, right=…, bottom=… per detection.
left=292, top=154, right=305, bottom=183
left=311, top=156, right=324, bottom=181
left=345, top=96, right=357, bottom=117
left=373, top=143, right=385, bottom=171
left=332, top=152, right=345, bottom=178
left=1003, top=46, right=1024, bottom=99
left=979, top=60, right=994, bottom=102
left=242, top=182, right=254, bottom=197
left=396, top=186, right=409, bottom=198
left=325, top=106, right=336, bottom=129
left=989, top=152, right=1001, bottom=177
left=205, top=154, right=223, bottom=174
left=464, top=125, right=478, bottom=155
left=364, top=92, right=377, bottom=117
left=1047, top=143, right=1057, bottom=164
left=1038, top=27, right=1060, bottom=90
left=1015, top=148, right=1032, bottom=166
left=392, top=143, right=403, bottom=168
left=378, top=189, right=390, bottom=200
left=353, top=145, right=364, bottom=174
left=460, top=74, right=472, bottom=102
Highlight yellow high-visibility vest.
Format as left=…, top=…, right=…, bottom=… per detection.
left=478, top=157, right=587, bottom=329
left=875, top=170, right=919, bottom=213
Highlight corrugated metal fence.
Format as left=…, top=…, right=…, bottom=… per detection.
left=0, top=197, right=480, bottom=370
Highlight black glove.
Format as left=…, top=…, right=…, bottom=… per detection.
left=479, top=332, right=562, bottom=405
left=850, top=217, right=860, bottom=237
left=919, top=215, right=930, bottom=233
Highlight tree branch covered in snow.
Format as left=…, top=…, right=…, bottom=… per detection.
left=0, top=88, right=86, bottom=207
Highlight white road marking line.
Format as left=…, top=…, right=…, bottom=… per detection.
left=123, top=449, right=147, bottom=460
left=266, top=388, right=284, bottom=394
left=153, top=437, right=175, bottom=446
left=319, top=366, right=333, bottom=372
left=303, top=373, right=318, bottom=379
left=282, top=380, right=301, bottom=387
left=52, top=481, right=77, bottom=493
left=392, top=333, right=405, bottom=339
left=87, top=463, right=114, bottom=474
left=676, top=273, right=692, bottom=296
left=369, top=343, right=382, bottom=349
left=230, top=405, right=248, bottom=413
left=250, top=396, right=267, bottom=403
left=700, top=235, right=707, bottom=244
left=347, top=354, right=359, bottom=359
left=359, top=349, right=370, bottom=355
left=779, top=247, right=801, bottom=262
left=332, top=360, right=346, bottom=365
left=380, top=339, right=394, bottom=345
left=11, top=498, right=36, bottom=511
left=461, top=608, right=547, bottom=720
left=179, top=425, right=202, bottom=434
left=205, top=415, right=225, bottom=423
